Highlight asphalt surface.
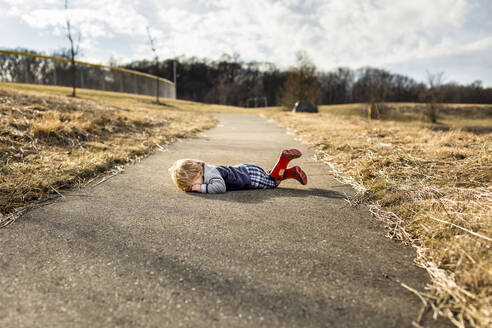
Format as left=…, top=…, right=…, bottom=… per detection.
left=0, top=114, right=451, bottom=328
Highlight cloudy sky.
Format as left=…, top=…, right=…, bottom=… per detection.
left=1, top=0, right=491, bottom=86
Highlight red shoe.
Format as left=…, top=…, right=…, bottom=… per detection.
left=282, top=166, right=307, bottom=185
left=269, top=149, right=302, bottom=178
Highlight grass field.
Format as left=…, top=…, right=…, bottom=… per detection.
left=2, top=82, right=491, bottom=327
left=266, top=111, right=491, bottom=328
left=0, top=82, right=283, bottom=115
left=317, top=102, right=492, bottom=129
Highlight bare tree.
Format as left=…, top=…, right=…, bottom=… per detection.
left=356, top=68, right=391, bottom=120
left=278, top=50, right=321, bottom=109
left=146, top=26, right=160, bottom=103
left=419, top=71, right=444, bottom=123
left=65, top=0, right=81, bottom=97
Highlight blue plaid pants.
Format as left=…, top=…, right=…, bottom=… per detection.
left=244, top=164, right=277, bottom=189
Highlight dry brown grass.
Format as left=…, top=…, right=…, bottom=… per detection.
left=0, top=82, right=283, bottom=115
left=0, top=86, right=218, bottom=224
left=319, top=102, right=492, bottom=129
left=267, top=112, right=491, bottom=328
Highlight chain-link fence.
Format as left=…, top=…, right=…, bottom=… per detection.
left=0, top=50, right=175, bottom=99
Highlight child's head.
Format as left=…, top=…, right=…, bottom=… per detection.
left=168, top=159, right=204, bottom=191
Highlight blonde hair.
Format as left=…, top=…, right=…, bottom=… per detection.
left=168, top=159, right=204, bottom=191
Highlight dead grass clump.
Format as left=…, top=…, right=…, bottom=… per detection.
left=31, top=110, right=94, bottom=143
left=0, top=88, right=218, bottom=219
left=267, top=112, right=491, bottom=328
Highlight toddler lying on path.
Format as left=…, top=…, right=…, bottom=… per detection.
left=169, top=149, right=308, bottom=193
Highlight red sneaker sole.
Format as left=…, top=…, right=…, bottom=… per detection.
left=293, top=166, right=307, bottom=185
left=281, top=149, right=302, bottom=159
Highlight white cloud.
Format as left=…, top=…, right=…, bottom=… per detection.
left=311, top=0, right=474, bottom=67
left=6, top=0, right=150, bottom=40
left=0, top=0, right=490, bottom=85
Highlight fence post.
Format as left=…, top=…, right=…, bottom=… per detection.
left=156, top=77, right=159, bottom=103
left=24, top=61, right=28, bottom=83
left=145, top=78, right=150, bottom=96
left=53, top=65, right=57, bottom=85
left=173, top=60, right=177, bottom=99
left=119, top=71, right=123, bottom=92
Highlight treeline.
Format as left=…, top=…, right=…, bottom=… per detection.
left=1, top=49, right=491, bottom=106
left=125, top=53, right=492, bottom=106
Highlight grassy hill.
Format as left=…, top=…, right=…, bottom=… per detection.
left=0, top=82, right=226, bottom=220
left=0, top=82, right=281, bottom=115
left=318, top=102, right=492, bottom=130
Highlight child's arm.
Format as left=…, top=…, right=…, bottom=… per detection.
left=201, top=176, right=226, bottom=193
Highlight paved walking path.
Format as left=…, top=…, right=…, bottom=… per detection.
left=0, top=114, right=450, bottom=327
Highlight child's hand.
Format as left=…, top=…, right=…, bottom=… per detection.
left=191, top=184, right=202, bottom=192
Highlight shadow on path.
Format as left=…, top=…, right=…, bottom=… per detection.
left=188, top=187, right=348, bottom=204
